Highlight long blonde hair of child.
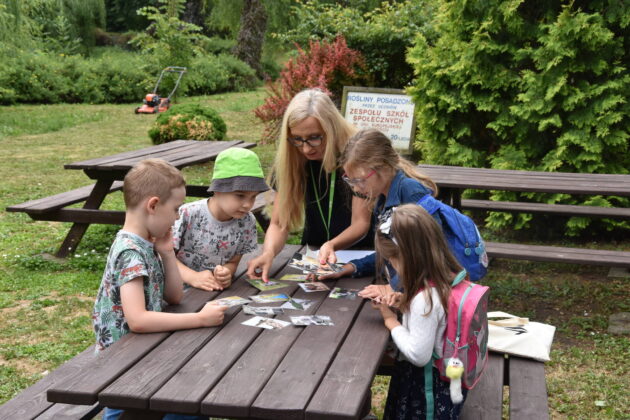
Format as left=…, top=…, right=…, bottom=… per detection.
left=341, top=128, right=437, bottom=205
left=376, top=204, right=461, bottom=314
left=270, top=89, right=357, bottom=231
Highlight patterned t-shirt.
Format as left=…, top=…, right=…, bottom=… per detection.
left=92, top=231, right=165, bottom=351
left=172, top=199, right=258, bottom=272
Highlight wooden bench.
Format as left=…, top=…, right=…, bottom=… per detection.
left=462, top=199, right=630, bottom=220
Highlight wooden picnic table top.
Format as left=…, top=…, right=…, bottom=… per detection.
left=65, top=139, right=256, bottom=180
left=44, top=245, right=390, bottom=419
left=417, top=164, right=630, bottom=196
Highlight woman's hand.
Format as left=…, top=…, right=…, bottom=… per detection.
left=318, top=242, right=337, bottom=264
left=246, top=251, right=274, bottom=282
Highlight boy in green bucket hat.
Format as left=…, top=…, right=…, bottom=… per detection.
left=172, top=147, right=269, bottom=290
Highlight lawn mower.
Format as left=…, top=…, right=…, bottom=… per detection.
left=135, top=66, right=187, bottom=114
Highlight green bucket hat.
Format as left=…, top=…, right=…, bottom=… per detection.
left=208, top=147, right=270, bottom=193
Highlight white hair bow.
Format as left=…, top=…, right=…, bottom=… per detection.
left=378, top=208, right=397, bottom=245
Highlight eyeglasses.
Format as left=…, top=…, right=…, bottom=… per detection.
left=342, top=169, right=376, bottom=187
left=288, top=134, right=324, bottom=148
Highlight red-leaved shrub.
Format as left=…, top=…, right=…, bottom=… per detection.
left=254, top=35, right=364, bottom=143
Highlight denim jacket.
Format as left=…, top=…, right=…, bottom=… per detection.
left=350, top=170, right=432, bottom=290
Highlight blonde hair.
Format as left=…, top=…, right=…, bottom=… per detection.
left=270, top=89, right=357, bottom=231
left=375, top=204, right=460, bottom=315
left=342, top=128, right=438, bottom=204
left=123, top=158, right=185, bottom=209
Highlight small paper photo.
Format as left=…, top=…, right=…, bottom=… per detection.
left=247, top=278, right=288, bottom=291
left=279, top=274, right=309, bottom=282
left=328, top=287, right=359, bottom=300
left=243, top=305, right=285, bottom=316
left=212, top=296, right=252, bottom=307
left=242, top=316, right=291, bottom=330
left=290, top=315, right=334, bottom=326
left=280, top=298, right=314, bottom=311
left=249, top=293, right=290, bottom=303
left=298, top=282, right=330, bottom=292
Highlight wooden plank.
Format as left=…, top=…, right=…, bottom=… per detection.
left=305, top=299, right=390, bottom=420
left=35, top=403, right=102, bottom=420
left=45, top=247, right=262, bottom=405
left=29, top=209, right=125, bottom=225
left=418, top=164, right=630, bottom=181
left=6, top=182, right=123, bottom=214
left=150, top=247, right=303, bottom=414
left=508, top=357, right=549, bottom=420
left=0, top=346, right=95, bottom=420
left=486, top=241, right=630, bottom=268
left=97, top=245, right=300, bottom=411
left=250, top=277, right=373, bottom=420
left=461, top=352, right=505, bottom=420
left=199, top=276, right=351, bottom=419
left=64, top=140, right=191, bottom=170
left=462, top=199, right=630, bottom=219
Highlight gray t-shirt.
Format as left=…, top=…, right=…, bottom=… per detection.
left=172, top=199, right=257, bottom=272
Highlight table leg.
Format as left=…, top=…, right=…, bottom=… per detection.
left=55, top=179, right=114, bottom=258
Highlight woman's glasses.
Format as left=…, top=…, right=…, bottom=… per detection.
left=342, top=169, right=376, bottom=187
left=288, top=134, right=324, bottom=148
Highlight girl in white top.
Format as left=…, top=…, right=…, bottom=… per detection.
left=373, top=204, right=467, bottom=419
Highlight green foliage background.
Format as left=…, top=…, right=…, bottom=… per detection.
left=407, top=0, right=629, bottom=235
left=148, top=103, right=227, bottom=144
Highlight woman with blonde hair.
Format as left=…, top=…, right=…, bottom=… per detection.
left=247, top=89, right=373, bottom=281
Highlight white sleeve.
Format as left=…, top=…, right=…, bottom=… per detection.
left=390, top=289, right=445, bottom=367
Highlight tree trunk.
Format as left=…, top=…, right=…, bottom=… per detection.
left=182, top=0, right=206, bottom=30
left=232, top=0, right=267, bottom=78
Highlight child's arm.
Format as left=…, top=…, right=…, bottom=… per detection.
left=155, top=228, right=184, bottom=304
left=213, top=254, right=242, bottom=289
left=175, top=259, right=224, bottom=291
left=120, top=278, right=228, bottom=333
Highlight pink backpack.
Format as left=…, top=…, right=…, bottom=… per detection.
left=423, top=270, right=490, bottom=417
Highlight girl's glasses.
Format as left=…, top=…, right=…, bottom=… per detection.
left=288, top=134, right=323, bottom=148
left=342, top=169, right=376, bottom=187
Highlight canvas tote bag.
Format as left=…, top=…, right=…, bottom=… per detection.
left=487, top=311, right=556, bottom=362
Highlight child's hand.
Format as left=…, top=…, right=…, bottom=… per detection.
left=384, top=291, right=402, bottom=308
left=153, top=227, right=174, bottom=255
left=213, top=265, right=232, bottom=288
left=188, top=270, right=223, bottom=291
left=358, top=284, right=390, bottom=301
left=197, top=302, right=228, bottom=327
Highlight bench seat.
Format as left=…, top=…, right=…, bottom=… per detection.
left=462, top=199, right=630, bottom=219
left=486, top=241, right=630, bottom=268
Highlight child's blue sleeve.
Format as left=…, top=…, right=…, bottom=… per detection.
left=350, top=253, right=376, bottom=277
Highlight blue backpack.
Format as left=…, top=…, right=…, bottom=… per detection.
left=417, top=195, right=488, bottom=281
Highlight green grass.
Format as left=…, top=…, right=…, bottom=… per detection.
left=1, top=90, right=629, bottom=419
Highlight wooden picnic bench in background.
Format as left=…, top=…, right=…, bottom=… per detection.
left=418, top=164, right=630, bottom=270
left=5, top=140, right=275, bottom=258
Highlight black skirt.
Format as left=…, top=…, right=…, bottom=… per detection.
left=383, top=360, right=467, bottom=420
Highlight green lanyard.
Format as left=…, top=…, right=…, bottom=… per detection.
left=309, top=165, right=336, bottom=241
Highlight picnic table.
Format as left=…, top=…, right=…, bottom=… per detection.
left=0, top=245, right=550, bottom=420
left=6, top=140, right=260, bottom=258
left=418, top=164, right=630, bottom=269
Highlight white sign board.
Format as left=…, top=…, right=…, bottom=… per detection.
left=341, top=87, right=416, bottom=153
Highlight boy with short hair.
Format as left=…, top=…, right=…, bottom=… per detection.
left=173, top=148, right=270, bottom=290
left=92, top=158, right=228, bottom=354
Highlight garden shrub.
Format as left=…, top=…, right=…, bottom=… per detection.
left=277, top=0, right=436, bottom=88
left=148, top=103, right=227, bottom=144
left=407, top=0, right=630, bottom=235
left=254, top=35, right=364, bottom=143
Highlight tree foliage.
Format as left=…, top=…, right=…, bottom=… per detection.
left=407, top=0, right=629, bottom=234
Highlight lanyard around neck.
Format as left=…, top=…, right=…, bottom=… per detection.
left=309, top=165, right=336, bottom=241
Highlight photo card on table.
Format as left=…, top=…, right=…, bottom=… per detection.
left=328, top=287, right=359, bottom=300
left=290, top=315, right=334, bottom=326
left=298, top=282, right=330, bottom=293
left=247, top=278, right=288, bottom=291
left=242, top=316, right=290, bottom=330
left=212, top=296, right=252, bottom=307
left=243, top=305, right=285, bottom=316
left=249, top=293, right=290, bottom=303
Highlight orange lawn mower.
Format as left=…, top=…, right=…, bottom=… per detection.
left=135, top=66, right=187, bottom=114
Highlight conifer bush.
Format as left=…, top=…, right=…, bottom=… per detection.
left=408, top=0, right=629, bottom=235
left=254, top=35, right=364, bottom=143
left=148, top=103, right=227, bottom=144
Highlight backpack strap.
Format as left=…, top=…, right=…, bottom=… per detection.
left=424, top=361, right=435, bottom=420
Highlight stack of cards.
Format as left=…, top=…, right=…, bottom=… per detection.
left=247, top=278, right=288, bottom=291
left=242, top=316, right=290, bottom=330
left=290, top=315, right=334, bottom=326
left=288, top=252, right=344, bottom=276
left=298, top=282, right=330, bottom=293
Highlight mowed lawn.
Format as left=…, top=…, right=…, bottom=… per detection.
left=1, top=89, right=628, bottom=418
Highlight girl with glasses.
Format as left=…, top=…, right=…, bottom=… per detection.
left=318, top=128, right=438, bottom=305
left=247, top=89, right=374, bottom=282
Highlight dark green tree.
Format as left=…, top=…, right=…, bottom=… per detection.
left=407, top=0, right=629, bottom=234
left=232, top=0, right=267, bottom=78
